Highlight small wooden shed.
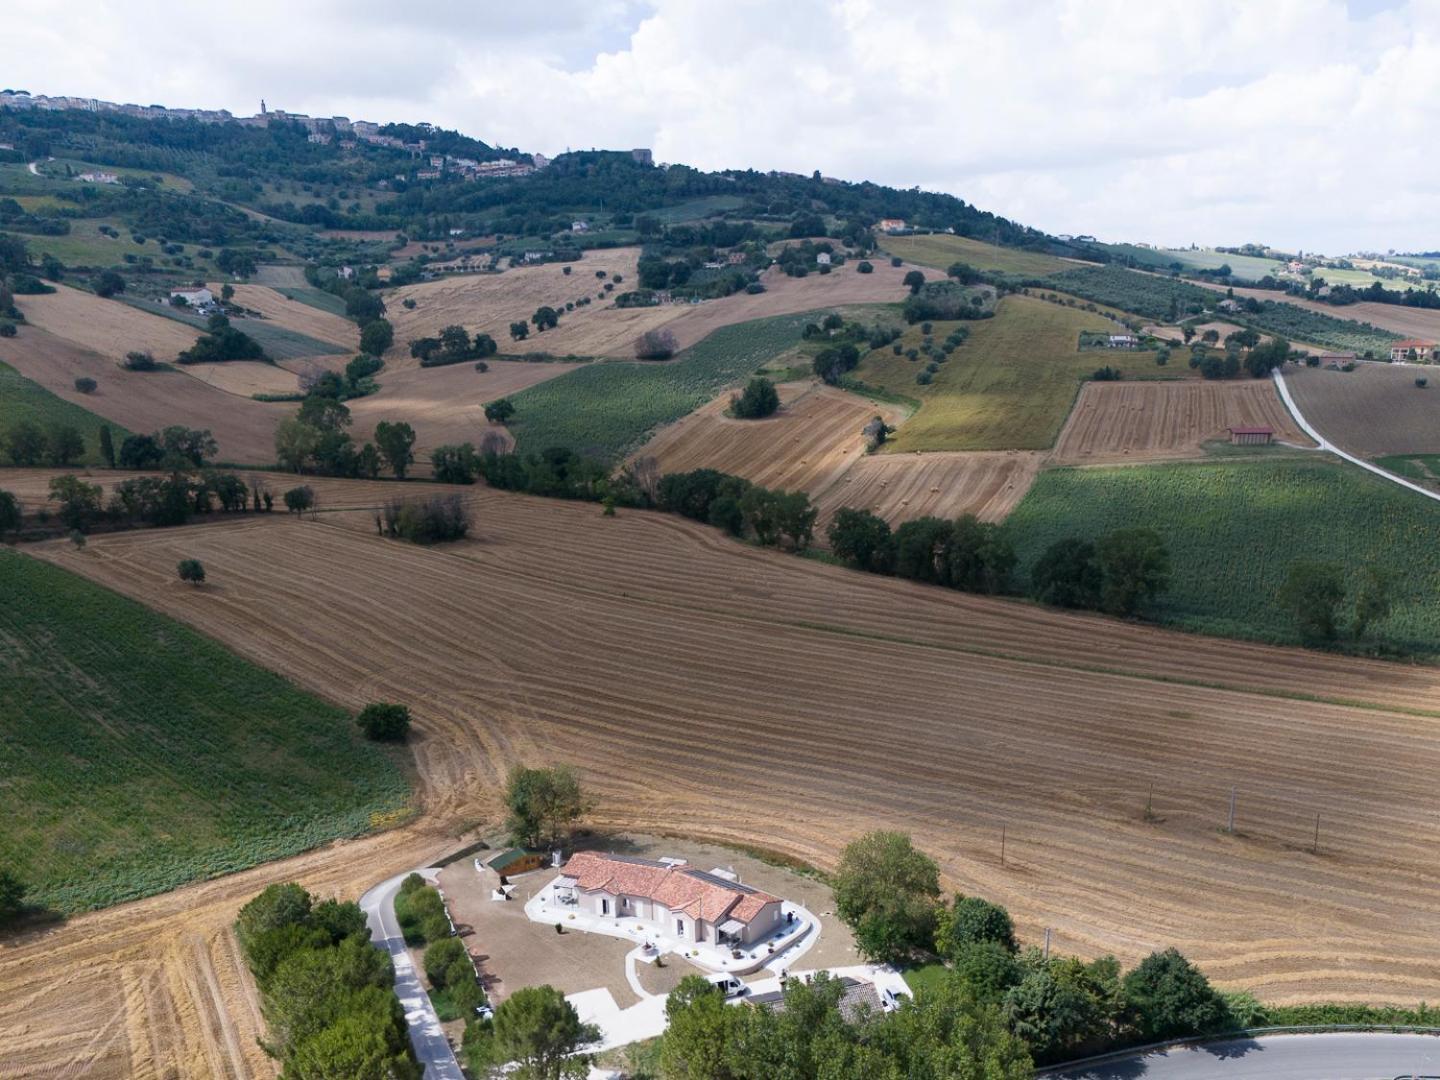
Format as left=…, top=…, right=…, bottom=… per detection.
left=1228, top=426, right=1274, bottom=446
left=487, top=848, right=547, bottom=877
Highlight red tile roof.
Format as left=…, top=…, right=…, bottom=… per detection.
left=562, top=852, right=781, bottom=924
left=1392, top=339, right=1435, bottom=349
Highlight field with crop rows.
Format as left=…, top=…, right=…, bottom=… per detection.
left=16, top=282, right=201, bottom=361
left=0, top=550, right=411, bottom=912
left=855, top=295, right=1171, bottom=451
left=1052, top=380, right=1312, bottom=464
left=0, top=359, right=128, bottom=465
left=1286, top=363, right=1440, bottom=456
left=505, top=311, right=818, bottom=461
left=881, top=233, right=1076, bottom=276
left=1005, top=456, right=1440, bottom=655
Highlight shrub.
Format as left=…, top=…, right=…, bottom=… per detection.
left=0, top=323, right=15, bottom=338
left=74, top=376, right=97, bottom=394
left=357, top=702, right=411, bottom=741
left=856, top=261, right=873, bottom=273
left=122, top=350, right=158, bottom=371
left=283, top=486, right=315, bottom=513
left=916, top=370, right=933, bottom=385
left=890, top=256, right=903, bottom=267
left=635, top=327, right=679, bottom=360
left=177, top=559, right=206, bottom=585
left=381, top=494, right=470, bottom=544
left=731, top=377, right=780, bottom=419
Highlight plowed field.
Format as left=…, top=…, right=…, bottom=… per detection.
left=8, top=478, right=1440, bottom=1075
left=1053, top=380, right=1313, bottom=464
left=0, top=328, right=288, bottom=464
left=1286, top=362, right=1440, bottom=456
left=214, top=283, right=358, bottom=350
left=15, top=283, right=201, bottom=361
left=633, top=382, right=905, bottom=496
left=813, top=450, right=1043, bottom=524
left=388, top=251, right=913, bottom=360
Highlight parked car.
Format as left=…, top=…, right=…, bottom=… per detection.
left=709, top=974, right=748, bottom=998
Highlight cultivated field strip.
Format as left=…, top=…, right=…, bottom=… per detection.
left=215, top=283, right=358, bottom=351
left=1053, top=380, right=1314, bottom=464
left=1286, top=362, right=1440, bottom=456
left=15, top=282, right=201, bottom=361
left=812, top=450, right=1042, bottom=525
left=10, top=484, right=1440, bottom=1076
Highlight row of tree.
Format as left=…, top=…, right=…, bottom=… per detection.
left=235, top=884, right=419, bottom=1079
left=828, top=831, right=1236, bottom=1066
left=827, top=509, right=1172, bottom=618
left=657, top=468, right=816, bottom=550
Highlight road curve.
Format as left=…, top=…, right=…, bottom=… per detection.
left=360, top=872, right=465, bottom=1080
left=1273, top=368, right=1440, bottom=505
left=1045, top=1031, right=1440, bottom=1079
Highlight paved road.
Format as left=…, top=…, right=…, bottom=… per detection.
left=360, top=872, right=465, bottom=1080
left=1274, top=368, right=1440, bottom=506
left=1046, top=1031, right=1440, bottom=1079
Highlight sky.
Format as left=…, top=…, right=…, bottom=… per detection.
left=3, top=0, right=1438, bottom=253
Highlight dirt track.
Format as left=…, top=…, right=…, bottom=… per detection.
left=1052, top=380, right=1313, bottom=464
left=9, top=478, right=1440, bottom=1076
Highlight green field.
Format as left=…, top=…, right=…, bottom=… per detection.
left=0, top=552, right=412, bottom=912
left=1376, top=454, right=1440, bottom=484
left=856, top=294, right=1168, bottom=452
left=0, top=359, right=128, bottom=465
left=883, top=233, right=1076, bottom=276
left=124, top=297, right=348, bottom=358
left=4, top=219, right=198, bottom=272
left=1103, top=244, right=1284, bottom=282
left=507, top=311, right=818, bottom=461
left=648, top=195, right=747, bottom=224
left=1004, top=457, right=1440, bottom=656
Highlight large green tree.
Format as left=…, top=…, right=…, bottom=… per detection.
left=504, top=765, right=588, bottom=849
left=484, top=985, right=599, bottom=1080
left=832, top=831, right=941, bottom=965
left=1096, top=527, right=1170, bottom=617
left=1278, top=560, right=1346, bottom=643
left=373, top=420, right=416, bottom=479
left=1123, top=947, right=1230, bottom=1043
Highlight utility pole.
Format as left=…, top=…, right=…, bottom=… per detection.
left=1227, top=787, right=1237, bottom=834
left=1043, top=928, right=1051, bottom=960
left=1000, top=826, right=1006, bottom=867
left=1312, top=813, right=1320, bottom=855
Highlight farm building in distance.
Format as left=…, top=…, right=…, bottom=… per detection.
left=876, top=218, right=907, bottom=233
left=1390, top=339, right=1436, bottom=362
left=169, top=287, right=214, bottom=308
left=551, top=851, right=784, bottom=947
left=1228, top=425, right=1274, bottom=446
left=1317, top=351, right=1357, bottom=366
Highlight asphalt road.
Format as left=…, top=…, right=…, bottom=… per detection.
left=1046, top=1032, right=1440, bottom=1079
left=360, top=872, right=465, bottom=1080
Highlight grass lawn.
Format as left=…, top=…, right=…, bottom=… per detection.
left=857, top=294, right=1170, bottom=452
left=507, top=311, right=819, bottom=462
left=0, top=552, right=412, bottom=912
left=1004, top=456, right=1440, bottom=657
left=0, top=359, right=129, bottom=465
left=882, top=233, right=1076, bottom=277
left=903, top=963, right=950, bottom=996
left=1376, top=454, right=1440, bottom=483
left=6, top=220, right=209, bottom=272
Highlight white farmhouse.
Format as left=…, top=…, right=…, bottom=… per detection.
left=169, top=287, right=214, bottom=307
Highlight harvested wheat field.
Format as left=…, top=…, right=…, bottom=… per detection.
left=179, top=360, right=301, bottom=398
left=1052, top=380, right=1313, bottom=464
left=347, top=360, right=580, bottom=458
left=634, top=382, right=907, bottom=496
left=813, top=450, right=1043, bottom=525
left=15, top=283, right=201, bottom=361
left=212, top=283, right=358, bottom=350
left=1285, top=362, right=1440, bottom=455
left=0, top=328, right=288, bottom=464
left=7, top=483, right=1440, bottom=1077
left=388, top=251, right=914, bottom=360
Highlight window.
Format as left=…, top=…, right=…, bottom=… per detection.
left=676, top=919, right=685, bottom=937
left=601, top=898, right=609, bottom=916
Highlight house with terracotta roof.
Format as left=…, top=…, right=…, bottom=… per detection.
left=1390, top=338, right=1435, bottom=362
left=553, top=851, right=785, bottom=948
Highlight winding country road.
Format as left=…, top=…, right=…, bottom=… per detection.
left=360, top=872, right=465, bottom=1080
left=1046, top=1031, right=1440, bottom=1079
left=1273, top=368, right=1440, bottom=505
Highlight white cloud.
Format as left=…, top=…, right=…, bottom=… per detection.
left=3, top=0, right=1439, bottom=251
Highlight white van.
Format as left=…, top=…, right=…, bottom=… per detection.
left=708, top=974, right=747, bottom=998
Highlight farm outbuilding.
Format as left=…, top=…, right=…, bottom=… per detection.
left=1228, top=425, right=1274, bottom=446
left=487, top=848, right=549, bottom=877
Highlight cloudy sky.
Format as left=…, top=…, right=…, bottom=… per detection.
left=3, top=0, right=1436, bottom=252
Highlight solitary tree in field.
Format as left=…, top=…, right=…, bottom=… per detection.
left=484, top=398, right=516, bottom=424
left=509, top=320, right=529, bottom=341
left=373, top=420, right=416, bottom=479
left=531, top=305, right=559, bottom=331
left=832, top=830, right=941, bottom=964
left=356, top=702, right=411, bottom=742
left=1278, top=560, right=1345, bottom=643
left=505, top=765, right=588, bottom=849
left=903, top=269, right=926, bottom=294
left=283, top=485, right=315, bottom=514
left=177, top=558, right=206, bottom=585
left=634, top=327, right=678, bottom=360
